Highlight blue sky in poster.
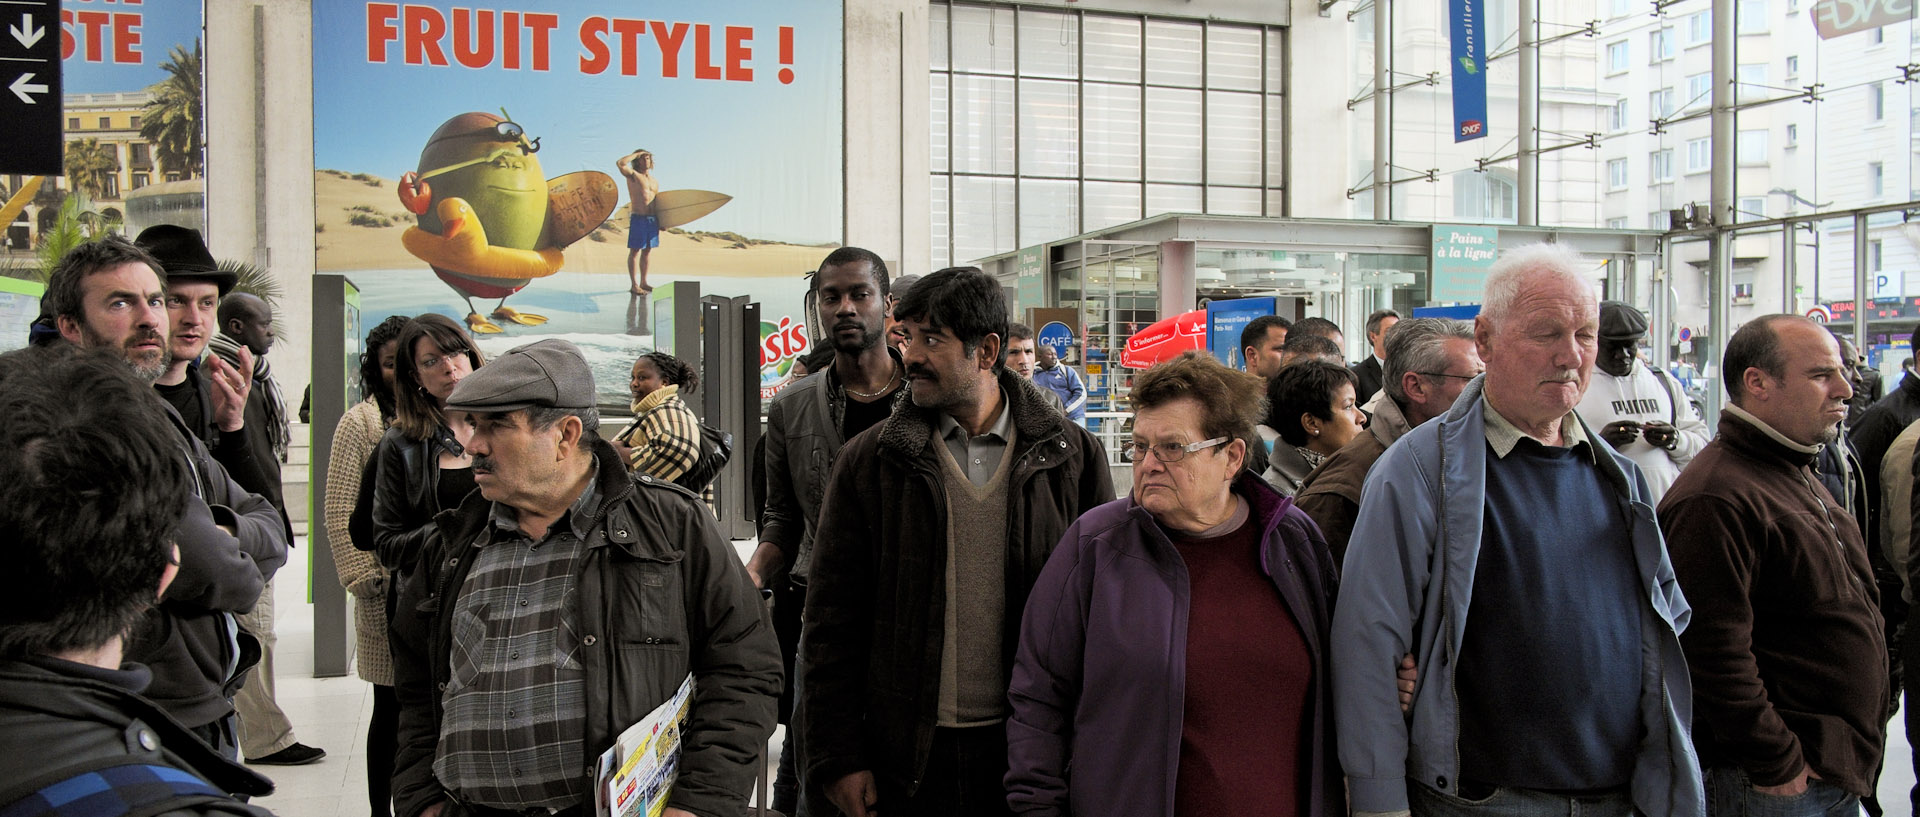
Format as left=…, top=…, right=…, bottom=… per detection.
left=61, top=0, right=203, bottom=94
left=312, top=0, right=843, bottom=245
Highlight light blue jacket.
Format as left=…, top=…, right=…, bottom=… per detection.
left=1033, top=363, right=1086, bottom=423
left=1330, top=376, right=1703, bottom=817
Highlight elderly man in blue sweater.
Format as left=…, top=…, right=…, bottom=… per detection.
left=1331, top=243, right=1702, bottom=817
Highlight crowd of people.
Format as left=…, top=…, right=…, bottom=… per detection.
left=0, top=234, right=1911, bottom=817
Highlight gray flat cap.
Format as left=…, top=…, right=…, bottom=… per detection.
left=1599, top=300, right=1649, bottom=341
left=445, top=338, right=595, bottom=413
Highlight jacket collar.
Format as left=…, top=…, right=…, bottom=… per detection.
left=445, top=437, right=639, bottom=548
left=876, top=368, right=1066, bottom=461
left=1438, top=374, right=1636, bottom=497
left=1362, top=389, right=1415, bottom=447
left=632, top=384, right=680, bottom=415
left=1123, top=472, right=1296, bottom=574
left=1719, top=404, right=1821, bottom=467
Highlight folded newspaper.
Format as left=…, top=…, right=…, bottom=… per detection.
left=596, top=674, right=695, bottom=817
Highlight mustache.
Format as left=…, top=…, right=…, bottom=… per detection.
left=471, top=455, right=494, bottom=472
left=130, top=330, right=164, bottom=346
left=906, top=363, right=937, bottom=380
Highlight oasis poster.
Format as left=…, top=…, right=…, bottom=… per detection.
left=312, top=1, right=842, bottom=404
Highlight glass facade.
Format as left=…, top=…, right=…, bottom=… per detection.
left=929, top=2, right=1287, bottom=267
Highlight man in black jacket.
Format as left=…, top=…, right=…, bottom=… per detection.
left=800, top=267, right=1114, bottom=817
left=390, top=339, right=778, bottom=817
left=45, top=236, right=288, bottom=763
left=1351, top=308, right=1399, bottom=404
left=0, top=345, right=274, bottom=815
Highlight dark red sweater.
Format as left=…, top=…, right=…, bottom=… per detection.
left=1170, top=515, right=1311, bottom=817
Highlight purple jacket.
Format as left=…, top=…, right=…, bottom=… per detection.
left=1006, top=474, right=1342, bottom=817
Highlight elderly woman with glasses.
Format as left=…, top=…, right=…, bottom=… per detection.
left=1006, top=351, right=1342, bottom=817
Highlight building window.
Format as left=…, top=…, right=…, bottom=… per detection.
left=1687, top=12, right=1711, bottom=45
left=1611, top=0, right=1633, bottom=17
left=1608, top=158, right=1629, bottom=189
left=1786, top=123, right=1798, bottom=146
left=1738, top=196, right=1766, bottom=221
left=1870, top=239, right=1884, bottom=271
left=97, top=117, right=110, bottom=129
left=1607, top=41, right=1629, bottom=73
left=1650, top=149, right=1674, bottom=183
left=131, top=173, right=149, bottom=189
left=1871, top=26, right=1885, bottom=45
left=930, top=4, right=1285, bottom=264
left=1650, top=88, right=1675, bottom=119
left=66, top=117, right=78, bottom=129
left=1738, top=0, right=1769, bottom=32
left=1649, top=211, right=1670, bottom=229
left=1737, top=129, right=1768, bottom=163
left=1650, top=28, right=1674, bottom=61
left=1870, top=83, right=1886, bottom=122
left=1607, top=217, right=1629, bottom=229
left=1686, top=138, right=1710, bottom=173
left=1611, top=98, right=1630, bottom=131
left=1686, top=73, right=1711, bottom=109
left=1870, top=162, right=1886, bottom=198
left=1733, top=273, right=1755, bottom=302
left=129, top=116, right=140, bottom=129
left=1737, top=64, right=1766, bottom=101
left=1453, top=171, right=1518, bottom=223
left=129, top=143, right=151, bottom=169
left=1786, top=55, right=1799, bottom=77
left=100, top=175, right=118, bottom=199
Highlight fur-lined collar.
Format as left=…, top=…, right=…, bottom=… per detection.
left=876, top=368, right=1069, bottom=460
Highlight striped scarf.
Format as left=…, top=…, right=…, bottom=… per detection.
left=209, top=332, right=291, bottom=462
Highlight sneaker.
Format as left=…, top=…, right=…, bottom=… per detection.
left=246, top=743, right=327, bottom=766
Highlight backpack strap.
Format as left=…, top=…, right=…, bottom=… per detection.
left=0, top=759, right=233, bottom=817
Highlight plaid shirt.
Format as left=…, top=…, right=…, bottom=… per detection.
left=617, top=386, right=704, bottom=484
left=433, top=471, right=601, bottom=810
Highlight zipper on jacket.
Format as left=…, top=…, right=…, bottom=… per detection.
left=1796, top=466, right=1863, bottom=603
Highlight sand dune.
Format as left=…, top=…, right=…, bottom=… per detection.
left=314, top=170, right=835, bottom=277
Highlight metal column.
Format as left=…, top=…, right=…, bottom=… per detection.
left=1518, top=0, right=1538, bottom=225
left=1855, top=213, right=1871, bottom=350
left=1373, top=0, right=1390, bottom=218
left=700, top=295, right=762, bottom=541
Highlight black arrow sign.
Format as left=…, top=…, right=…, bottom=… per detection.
left=0, top=0, right=61, bottom=175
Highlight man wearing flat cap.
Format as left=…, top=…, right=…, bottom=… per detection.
left=389, top=338, right=780, bottom=817
left=1573, top=300, right=1708, bottom=501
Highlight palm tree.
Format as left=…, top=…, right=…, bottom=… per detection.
left=62, top=139, right=120, bottom=200
left=141, top=40, right=204, bottom=179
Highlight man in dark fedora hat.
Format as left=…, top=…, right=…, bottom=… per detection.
left=135, top=224, right=327, bottom=768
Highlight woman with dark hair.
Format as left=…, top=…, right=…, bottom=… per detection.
left=322, top=313, right=410, bottom=817
left=1007, top=350, right=1342, bottom=817
left=1263, top=360, right=1366, bottom=496
left=612, top=351, right=707, bottom=486
left=371, top=314, right=486, bottom=581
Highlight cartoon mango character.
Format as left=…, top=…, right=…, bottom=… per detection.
left=397, top=110, right=616, bottom=334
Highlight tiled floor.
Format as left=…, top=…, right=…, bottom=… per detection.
left=254, top=536, right=1917, bottom=817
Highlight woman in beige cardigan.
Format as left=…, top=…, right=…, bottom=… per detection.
left=323, top=314, right=410, bottom=817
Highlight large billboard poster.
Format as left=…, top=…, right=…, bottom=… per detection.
left=7, top=0, right=205, bottom=251
left=313, top=1, right=842, bottom=404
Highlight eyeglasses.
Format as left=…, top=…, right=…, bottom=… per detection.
left=1417, top=371, right=1481, bottom=382
left=417, top=350, right=468, bottom=371
left=1123, top=436, right=1230, bottom=464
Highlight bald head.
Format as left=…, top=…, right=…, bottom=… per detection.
left=220, top=293, right=274, bottom=356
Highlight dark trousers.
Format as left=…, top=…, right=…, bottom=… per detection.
left=878, top=726, right=1012, bottom=817
left=772, top=581, right=806, bottom=815
left=370, top=683, right=399, bottom=817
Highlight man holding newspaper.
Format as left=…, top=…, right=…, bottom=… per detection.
left=389, top=339, right=779, bottom=817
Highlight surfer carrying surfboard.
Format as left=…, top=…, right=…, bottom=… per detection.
left=617, top=149, right=661, bottom=295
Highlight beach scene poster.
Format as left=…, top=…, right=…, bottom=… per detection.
left=312, top=1, right=843, bottom=404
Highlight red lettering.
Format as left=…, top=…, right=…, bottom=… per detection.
left=403, top=5, right=447, bottom=66
left=577, top=17, right=609, bottom=74
left=523, top=13, right=557, bottom=71
left=725, top=25, right=752, bottom=81
left=612, top=18, right=647, bottom=76
left=111, top=12, right=139, bottom=63
left=502, top=11, right=520, bottom=69
left=693, top=24, right=721, bottom=80
left=367, top=3, right=398, bottom=63
left=650, top=21, right=687, bottom=78
left=451, top=8, right=492, bottom=69
left=761, top=333, right=781, bottom=367
left=786, top=324, right=809, bottom=356
left=74, top=10, right=109, bottom=62
left=59, top=9, right=73, bottom=60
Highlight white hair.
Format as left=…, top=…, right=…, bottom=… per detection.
left=1480, top=243, right=1601, bottom=326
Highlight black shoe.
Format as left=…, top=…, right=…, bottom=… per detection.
left=246, top=743, right=327, bottom=766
